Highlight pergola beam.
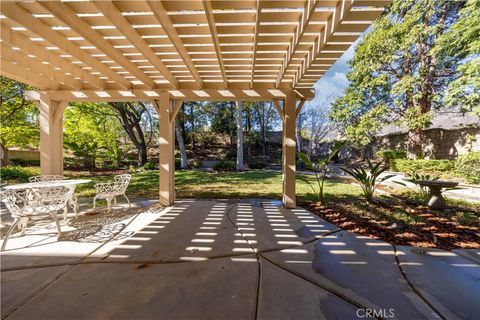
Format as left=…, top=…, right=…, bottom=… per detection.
left=250, top=0, right=263, bottom=88
left=92, top=1, right=178, bottom=89
left=202, top=0, right=228, bottom=87
left=1, top=23, right=106, bottom=90
left=147, top=0, right=204, bottom=86
left=40, top=1, right=156, bottom=88
left=33, top=89, right=313, bottom=103
left=0, top=2, right=131, bottom=89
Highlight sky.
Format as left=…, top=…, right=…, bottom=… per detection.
left=308, top=38, right=358, bottom=110
left=307, top=27, right=371, bottom=111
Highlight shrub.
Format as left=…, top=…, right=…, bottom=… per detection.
left=0, top=166, right=40, bottom=183
left=9, top=158, right=40, bottom=167
left=175, top=158, right=182, bottom=170
left=455, top=151, right=480, bottom=184
left=391, top=159, right=455, bottom=174
left=213, top=160, right=236, bottom=172
left=192, top=160, right=203, bottom=168
left=376, top=149, right=407, bottom=161
left=248, top=162, right=266, bottom=169
left=143, top=161, right=157, bottom=170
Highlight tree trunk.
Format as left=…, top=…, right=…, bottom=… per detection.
left=308, top=140, right=314, bottom=158
left=245, top=105, right=251, bottom=160
left=0, top=143, right=8, bottom=165
left=407, top=128, right=423, bottom=159
left=296, top=113, right=303, bottom=153
left=261, top=103, right=266, bottom=158
left=189, top=104, right=195, bottom=151
left=137, top=145, right=148, bottom=166
left=236, top=101, right=244, bottom=170
left=108, top=102, right=149, bottom=167
left=175, top=121, right=188, bottom=169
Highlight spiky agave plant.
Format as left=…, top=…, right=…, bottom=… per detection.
left=299, top=142, right=345, bottom=205
left=342, top=160, right=395, bottom=203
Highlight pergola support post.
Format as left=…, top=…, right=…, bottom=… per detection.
left=154, top=92, right=175, bottom=206
left=34, top=94, right=67, bottom=176
left=282, top=91, right=297, bottom=208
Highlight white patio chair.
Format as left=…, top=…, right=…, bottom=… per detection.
left=93, top=174, right=131, bottom=212
left=28, top=175, right=78, bottom=221
left=1, top=186, right=71, bottom=251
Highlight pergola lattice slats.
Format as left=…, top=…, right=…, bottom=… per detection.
left=146, top=0, right=204, bottom=86
left=1, top=2, right=131, bottom=89
left=1, top=22, right=106, bottom=90
left=1, top=42, right=83, bottom=90
left=92, top=1, right=179, bottom=88
left=39, top=1, right=156, bottom=88
left=1, top=0, right=390, bottom=91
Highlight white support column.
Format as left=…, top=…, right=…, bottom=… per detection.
left=282, top=91, right=297, bottom=208
left=36, top=94, right=67, bottom=176
left=154, top=92, right=175, bottom=206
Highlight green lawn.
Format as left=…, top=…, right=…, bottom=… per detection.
left=74, top=169, right=362, bottom=203
left=0, top=166, right=361, bottom=203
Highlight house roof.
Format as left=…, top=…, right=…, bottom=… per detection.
left=377, top=111, right=480, bottom=136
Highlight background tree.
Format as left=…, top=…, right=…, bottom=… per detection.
left=79, top=101, right=155, bottom=166
left=435, top=0, right=480, bottom=116
left=64, top=103, right=124, bottom=168
left=210, top=101, right=237, bottom=153
left=301, top=97, right=333, bottom=158
left=108, top=102, right=154, bottom=166
left=0, top=77, right=38, bottom=162
left=254, top=101, right=278, bottom=158
left=175, top=103, right=188, bottom=169
left=330, top=0, right=463, bottom=158
left=236, top=101, right=244, bottom=170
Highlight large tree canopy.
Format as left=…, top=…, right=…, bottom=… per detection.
left=435, top=0, right=480, bottom=116
left=64, top=103, right=124, bottom=168
left=0, top=77, right=38, bottom=154
left=330, top=0, right=464, bottom=157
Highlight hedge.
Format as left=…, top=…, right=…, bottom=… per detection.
left=390, top=153, right=480, bottom=184
left=455, top=151, right=480, bottom=184
left=391, top=159, right=456, bottom=174
left=213, top=160, right=236, bottom=172
left=0, top=166, right=40, bottom=183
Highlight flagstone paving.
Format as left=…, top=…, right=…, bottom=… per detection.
left=1, top=199, right=479, bottom=319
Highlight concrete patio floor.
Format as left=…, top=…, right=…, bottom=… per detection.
left=1, top=199, right=479, bottom=319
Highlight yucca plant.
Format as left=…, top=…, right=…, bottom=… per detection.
left=299, top=141, right=345, bottom=205
left=342, top=160, right=395, bottom=203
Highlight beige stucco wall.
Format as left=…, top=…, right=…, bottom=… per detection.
left=378, top=127, right=480, bottom=160
left=3, top=149, right=40, bottom=165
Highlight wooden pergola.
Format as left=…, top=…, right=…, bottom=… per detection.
left=0, top=0, right=390, bottom=208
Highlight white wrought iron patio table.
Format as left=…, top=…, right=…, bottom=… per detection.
left=3, top=179, right=92, bottom=219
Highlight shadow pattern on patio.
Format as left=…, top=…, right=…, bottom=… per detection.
left=1, top=199, right=479, bottom=319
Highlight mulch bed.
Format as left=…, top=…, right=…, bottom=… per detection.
left=305, top=199, right=480, bottom=250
